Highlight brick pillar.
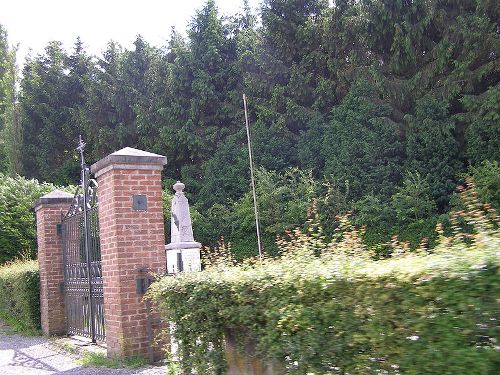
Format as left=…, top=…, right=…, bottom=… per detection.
left=34, top=190, right=73, bottom=336
left=90, top=147, right=167, bottom=359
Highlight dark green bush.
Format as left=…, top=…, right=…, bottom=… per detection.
left=0, top=259, right=40, bottom=331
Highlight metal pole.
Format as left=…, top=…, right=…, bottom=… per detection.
left=78, top=136, right=97, bottom=343
left=243, top=94, right=263, bottom=264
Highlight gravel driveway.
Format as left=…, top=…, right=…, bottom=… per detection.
left=0, top=322, right=168, bottom=375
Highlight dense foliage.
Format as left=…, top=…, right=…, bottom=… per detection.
left=0, top=173, right=59, bottom=264
left=0, top=259, right=40, bottom=332
left=149, top=188, right=499, bottom=374
left=0, top=0, right=498, bottom=256
left=0, top=25, right=21, bottom=176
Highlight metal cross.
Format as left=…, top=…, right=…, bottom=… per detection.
left=77, top=135, right=86, bottom=168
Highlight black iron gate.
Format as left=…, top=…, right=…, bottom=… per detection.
left=61, top=137, right=105, bottom=342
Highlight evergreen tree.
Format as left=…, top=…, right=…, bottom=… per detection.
left=83, top=41, right=130, bottom=160
left=139, top=0, right=243, bottom=182
left=186, top=0, right=242, bottom=155
left=0, top=24, right=21, bottom=175
left=119, top=36, right=157, bottom=150
left=1, top=48, right=22, bottom=176
left=390, top=171, right=438, bottom=247
left=391, top=172, right=437, bottom=226
left=463, top=83, right=500, bottom=165
left=261, top=0, right=328, bottom=65
left=141, top=28, right=193, bottom=175
left=319, top=80, right=404, bottom=200
left=405, top=95, right=462, bottom=209
left=20, top=40, right=90, bottom=183
left=0, top=25, right=10, bottom=173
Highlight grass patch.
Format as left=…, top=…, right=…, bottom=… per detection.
left=78, top=352, right=148, bottom=369
left=0, top=312, right=41, bottom=336
left=49, top=339, right=81, bottom=355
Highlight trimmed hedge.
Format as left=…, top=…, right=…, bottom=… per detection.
left=150, top=234, right=499, bottom=374
left=0, top=259, right=40, bottom=331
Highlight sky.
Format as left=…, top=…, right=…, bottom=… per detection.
left=0, top=0, right=261, bottom=66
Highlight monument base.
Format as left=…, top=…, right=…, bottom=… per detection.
left=165, top=242, right=201, bottom=274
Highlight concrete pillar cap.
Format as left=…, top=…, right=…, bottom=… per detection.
left=33, top=190, right=74, bottom=209
left=90, top=147, right=167, bottom=177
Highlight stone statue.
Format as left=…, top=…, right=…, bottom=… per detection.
left=165, top=181, right=201, bottom=273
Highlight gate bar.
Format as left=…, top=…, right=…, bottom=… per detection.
left=77, top=136, right=97, bottom=344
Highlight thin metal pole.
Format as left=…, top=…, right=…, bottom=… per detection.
left=243, top=94, right=263, bottom=264
left=78, top=136, right=97, bottom=343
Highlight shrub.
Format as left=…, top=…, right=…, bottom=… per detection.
left=469, top=160, right=500, bottom=209
left=150, top=239, right=498, bottom=374
left=195, top=167, right=318, bottom=260
left=149, top=184, right=499, bottom=374
left=0, top=173, right=58, bottom=264
left=0, top=259, right=40, bottom=332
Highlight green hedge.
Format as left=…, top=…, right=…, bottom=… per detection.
left=0, top=259, right=40, bottom=332
left=149, top=233, right=499, bottom=374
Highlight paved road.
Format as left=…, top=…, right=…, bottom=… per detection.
left=0, top=323, right=168, bottom=375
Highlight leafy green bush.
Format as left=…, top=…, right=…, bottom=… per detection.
left=0, top=259, right=40, bottom=332
left=469, top=160, right=500, bottom=209
left=149, top=186, right=499, bottom=374
left=0, top=173, right=60, bottom=264
left=195, top=167, right=318, bottom=260
left=194, top=166, right=453, bottom=260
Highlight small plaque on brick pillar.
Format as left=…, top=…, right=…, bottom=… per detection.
left=132, top=194, right=148, bottom=211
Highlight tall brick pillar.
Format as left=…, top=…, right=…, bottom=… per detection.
left=34, top=190, right=73, bottom=336
left=90, top=147, right=167, bottom=359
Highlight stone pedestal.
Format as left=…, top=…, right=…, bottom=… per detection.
left=90, top=147, right=167, bottom=360
left=34, top=190, right=73, bottom=336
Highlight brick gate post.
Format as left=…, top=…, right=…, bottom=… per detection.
left=90, top=147, right=167, bottom=359
left=34, top=190, right=74, bottom=336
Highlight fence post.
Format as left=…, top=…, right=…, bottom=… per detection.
left=34, top=190, right=73, bottom=336
left=90, top=147, right=167, bottom=360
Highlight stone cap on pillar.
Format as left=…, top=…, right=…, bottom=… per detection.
left=33, top=190, right=74, bottom=210
left=90, top=147, right=167, bottom=177
left=165, top=241, right=202, bottom=250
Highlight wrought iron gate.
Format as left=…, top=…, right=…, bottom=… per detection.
left=61, top=137, right=105, bottom=342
